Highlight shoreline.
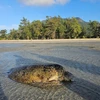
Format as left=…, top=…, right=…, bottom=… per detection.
left=0, top=38, right=100, bottom=43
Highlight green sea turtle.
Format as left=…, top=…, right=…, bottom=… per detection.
left=8, top=64, right=72, bottom=87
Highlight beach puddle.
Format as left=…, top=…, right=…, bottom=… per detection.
left=8, top=64, right=72, bottom=88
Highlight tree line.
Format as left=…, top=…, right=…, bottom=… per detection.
left=0, top=16, right=100, bottom=40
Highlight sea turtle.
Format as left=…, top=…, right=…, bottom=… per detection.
left=8, top=64, right=72, bottom=86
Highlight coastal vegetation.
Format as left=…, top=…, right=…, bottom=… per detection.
left=0, top=16, right=100, bottom=40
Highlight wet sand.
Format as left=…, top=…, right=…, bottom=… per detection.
left=0, top=39, right=100, bottom=100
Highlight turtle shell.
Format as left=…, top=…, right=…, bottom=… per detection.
left=8, top=64, right=72, bottom=87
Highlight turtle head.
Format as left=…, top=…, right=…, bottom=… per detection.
left=63, top=71, right=73, bottom=82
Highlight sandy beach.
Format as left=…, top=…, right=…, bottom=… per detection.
left=0, top=39, right=100, bottom=100
left=0, top=38, right=100, bottom=43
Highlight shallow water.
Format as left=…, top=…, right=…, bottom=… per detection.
left=0, top=42, right=100, bottom=100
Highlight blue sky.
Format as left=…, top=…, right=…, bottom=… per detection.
left=0, top=0, right=100, bottom=32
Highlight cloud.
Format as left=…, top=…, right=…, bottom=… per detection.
left=18, top=0, right=70, bottom=6
left=0, top=24, right=18, bottom=32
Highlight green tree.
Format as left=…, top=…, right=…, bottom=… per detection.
left=78, top=27, right=87, bottom=38
left=19, top=17, right=31, bottom=39
left=96, top=24, right=100, bottom=38
left=55, top=16, right=66, bottom=39
left=64, top=18, right=82, bottom=38
left=44, top=16, right=57, bottom=39
left=44, top=16, right=65, bottom=39
left=88, top=20, right=100, bottom=38
left=8, top=29, right=18, bottom=40
left=30, top=20, right=43, bottom=39
left=0, top=29, right=7, bottom=39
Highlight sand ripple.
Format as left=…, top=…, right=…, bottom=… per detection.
left=0, top=41, right=100, bottom=100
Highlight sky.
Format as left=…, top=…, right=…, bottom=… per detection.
left=0, top=0, right=100, bottom=32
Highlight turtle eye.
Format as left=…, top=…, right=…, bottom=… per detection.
left=43, top=69, right=46, bottom=72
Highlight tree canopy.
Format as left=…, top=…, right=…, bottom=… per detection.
left=0, top=16, right=100, bottom=40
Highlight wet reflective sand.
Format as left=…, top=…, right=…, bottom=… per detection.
left=0, top=40, right=100, bottom=100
